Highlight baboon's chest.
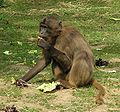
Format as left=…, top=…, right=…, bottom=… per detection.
left=54, top=41, right=74, bottom=60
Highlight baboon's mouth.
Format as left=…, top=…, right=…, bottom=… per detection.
left=38, top=36, right=46, bottom=41
left=38, top=36, right=42, bottom=40
left=38, top=35, right=47, bottom=40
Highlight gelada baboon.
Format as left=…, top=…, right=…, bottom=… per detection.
left=16, top=15, right=105, bottom=104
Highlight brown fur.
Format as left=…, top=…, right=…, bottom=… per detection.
left=16, top=15, right=105, bottom=104
left=44, top=16, right=105, bottom=104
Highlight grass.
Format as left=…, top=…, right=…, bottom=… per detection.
left=0, top=0, right=120, bottom=111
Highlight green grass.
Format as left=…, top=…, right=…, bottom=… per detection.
left=0, top=0, right=120, bottom=111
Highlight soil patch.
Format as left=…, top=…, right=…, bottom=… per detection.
left=97, top=67, right=120, bottom=72
left=91, top=44, right=108, bottom=49
left=109, top=58, right=120, bottom=63
left=0, top=79, right=8, bottom=89
left=51, top=89, right=76, bottom=105
left=88, top=105, right=108, bottom=112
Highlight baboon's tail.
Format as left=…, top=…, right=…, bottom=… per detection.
left=91, top=79, right=105, bottom=105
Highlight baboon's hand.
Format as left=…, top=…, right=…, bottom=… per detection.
left=37, top=37, right=51, bottom=49
left=15, top=79, right=28, bottom=87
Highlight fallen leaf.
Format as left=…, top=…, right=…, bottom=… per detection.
left=98, top=68, right=116, bottom=73
left=28, top=50, right=37, bottom=54
left=37, top=82, right=60, bottom=92
left=11, top=77, right=16, bottom=84
left=96, top=48, right=102, bottom=51
left=110, top=18, right=120, bottom=21
left=3, top=51, right=12, bottom=55
left=32, top=60, right=36, bottom=64
left=17, top=41, right=23, bottom=46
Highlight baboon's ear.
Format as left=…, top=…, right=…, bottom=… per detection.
left=57, top=21, right=62, bottom=33
left=59, top=21, right=62, bottom=29
left=42, top=17, right=46, bottom=23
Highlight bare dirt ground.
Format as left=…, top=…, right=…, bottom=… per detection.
left=0, top=77, right=120, bottom=112
left=0, top=59, right=120, bottom=112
